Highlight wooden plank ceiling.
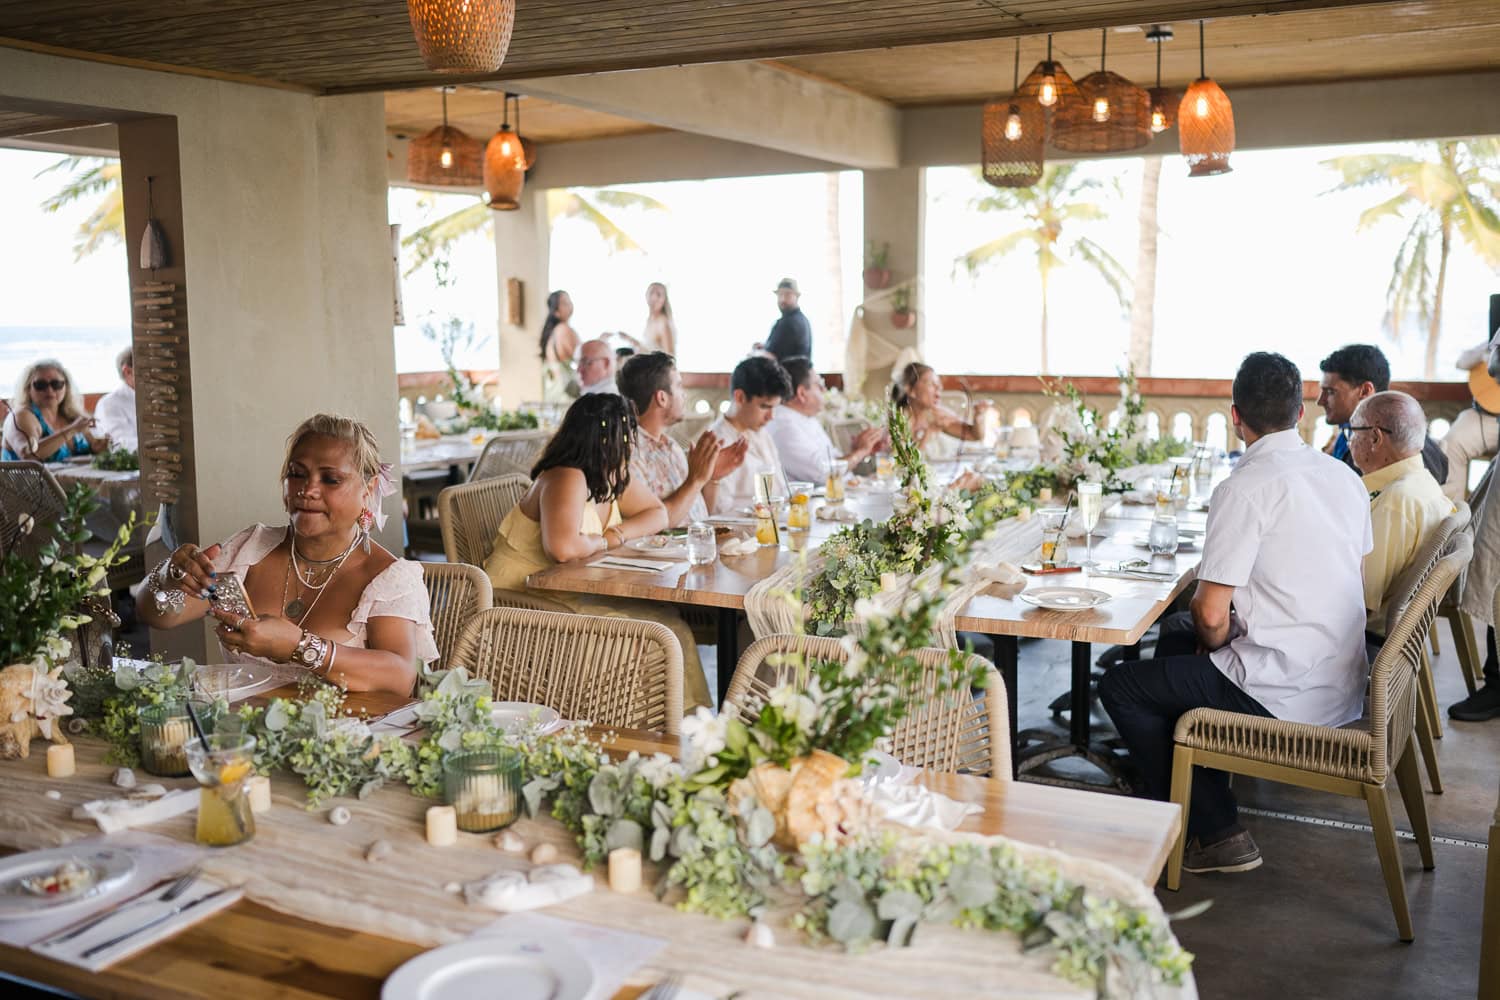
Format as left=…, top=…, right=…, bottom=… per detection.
left=0, top=0, right=1409, bottom=95
left=0, top=109, right=98, bottom=139
left=384, top=90, right=659, bottom=144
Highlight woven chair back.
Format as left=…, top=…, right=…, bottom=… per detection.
left=724, top=634, right=1010, bottom=778
left=665, top=415, right=714, bottom=453
left=421, top=561, right=493, bottom=670
left=451, top=607, right=684, bottom=734
left=468, top=430, right=550, bottom=483
left=1384, top=502, right=1470, bottom=636
left=438, top=473, right=530, bottom=566
left=0, top=461, right=68, bottom=562
left=826, top=418, right=870, bottom=456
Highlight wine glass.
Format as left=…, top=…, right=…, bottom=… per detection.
left=1077, top=481, right=1104, bottom=568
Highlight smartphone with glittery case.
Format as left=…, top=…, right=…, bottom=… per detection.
left=212, top=571, right=256, bottom=620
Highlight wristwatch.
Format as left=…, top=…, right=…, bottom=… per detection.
left=291, top=630, right=328, bottom=671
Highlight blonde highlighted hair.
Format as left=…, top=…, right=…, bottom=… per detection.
left=281, top=414, right=384, bottom=489
left=10, top=359, right=86, bottom=422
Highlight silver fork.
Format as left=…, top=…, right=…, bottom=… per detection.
left=41, top=867, right=201, bottom=946
left=643, top=972, right=682, bottom=1000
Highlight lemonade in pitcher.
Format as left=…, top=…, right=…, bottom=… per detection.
left=186, top=733, right=257, bottom=847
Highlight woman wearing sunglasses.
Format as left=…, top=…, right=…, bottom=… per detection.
left=2, top=358, right=109, bottom=462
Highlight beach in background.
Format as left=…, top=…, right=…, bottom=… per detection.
left=1, top=326, right=132, bottom=396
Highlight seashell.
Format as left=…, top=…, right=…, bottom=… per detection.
left=745, top=921, right=775, bottom=949
left=111, top=767, right=136, bottom=789
left=45, top=789, right=62, bottom=801
left=328, top=806, right=351, bottom=826
left=495, top=831, right=526, bottom=854
left=530, top=843, right=558, bottom=866
left=444, top=881, right=462, bottom=894
left=134, top=784, right=168, bottom=799
left=364, top=839, right=393, bottom=863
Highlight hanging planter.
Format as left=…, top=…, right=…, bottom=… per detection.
left=864, top=241, right=892, bottom=289
left=407, top=0, right=515, bottom=74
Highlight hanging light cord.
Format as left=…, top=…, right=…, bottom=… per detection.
left=1199, top=21, right=1206, bottom=78
left=1046, top=33, right=1052, bottom=65
left=1012, top=37, right=1020, bottom=90
left=1155, top=35, right=1163, bottom=88
left=1100, top=28, right=1107, bottom=70
left=441, top=87, right=448, bottom=129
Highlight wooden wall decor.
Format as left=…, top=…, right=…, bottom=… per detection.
left=505, top=277, right=523, bottom=327
left=132, top=280, right=185, bottom=505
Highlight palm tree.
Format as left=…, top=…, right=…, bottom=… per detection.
left=1127, top=157, right=1164, bottom=376
left=1323, top=140, right=1500, bottom=378
left=401, top=186, right=668, bottom=277
left=956, top=163, right=1130, bottom=373
left=36, top=156, right=124, bottom=260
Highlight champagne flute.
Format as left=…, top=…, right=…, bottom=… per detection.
left=1077, top=481, right=1103, bottom=568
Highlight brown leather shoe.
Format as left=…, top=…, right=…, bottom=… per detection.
left=1183, top=830, right=1262, bottom=874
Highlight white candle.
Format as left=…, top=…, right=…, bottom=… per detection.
left=608, top=847, right=642, bottom=893
left=426, top=805, right=458, bottom=847
left=247, top=775, right=272, bottom=814
left=46, top=743, right=75, bottom=778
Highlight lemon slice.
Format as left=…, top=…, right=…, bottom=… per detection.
left=217, top=760, right=252, bottom=786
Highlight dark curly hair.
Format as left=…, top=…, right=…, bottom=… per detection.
left=1232, top=351, right=1303, bottom=436
left=529, top=393, right=637, bottom=502
left=1319, top=344, right=1391, bottom=392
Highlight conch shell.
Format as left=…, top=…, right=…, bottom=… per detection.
left=730, top=750, right=875, bottom=850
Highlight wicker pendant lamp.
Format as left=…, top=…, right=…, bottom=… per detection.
left=484, top=93, right=527, bottom=211
left=406, top=0, right=515, bottom=74
left=1017, top=34, right=1082, bottom=127
left=1053, top=30, right=1151, bottom=153
left=408, top=88, right=483, bottom=186
left=981, top=39, right=1045, bottom=188
left=1146, top=26, right=1176, bottom=134
left=1178, top=21, right=1235, bottom=176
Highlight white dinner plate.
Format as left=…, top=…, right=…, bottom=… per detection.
left=625, top=536, right=689, bottom=560
left=382, top=935, right=596, bottom=1000
left=1018, top=586, right=1113, bottom=611
left=0, top=846, right=136, bottom=920
left=490, top=702, right=563, bottom=735
left=192, top=662, right=282, bottom=703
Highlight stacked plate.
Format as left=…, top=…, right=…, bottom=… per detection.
left=1018, top=587, right=1113, bottom=611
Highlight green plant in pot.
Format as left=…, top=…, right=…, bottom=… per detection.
left=890, top=286, right=915, bottom=329
left=863, top=240, right=892, bottom=289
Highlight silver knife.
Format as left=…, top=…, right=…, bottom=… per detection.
left=79, top=886, right=233, bottom=959
left=41, top=870, right=198, bottom=947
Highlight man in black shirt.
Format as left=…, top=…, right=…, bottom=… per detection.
left=760, top=277, right=812, bottom=363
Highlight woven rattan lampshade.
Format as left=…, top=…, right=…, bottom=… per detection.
left=408, top=124, right=483, bottom=186
left=407, top=0, right=515, bottom=74
left=1148, top=87, right=1177, bottom=133
left=1052, top=71, right=1151, bottom=153
left=1179, top=78, right=1234, bottom=175
left=484, top=125, right=525, bottom=210
left=981, top=97, right=1045, bottom=188
left=1017, top=36, right=1083, bottom=129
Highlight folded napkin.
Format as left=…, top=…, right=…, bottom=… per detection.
left=865, top=780, right=982, bottom=831
left=972, top=561, right=1025, bottom=586
left=815, top=504, right=859, bottom=523
left=593, top=556, right=673, bottom=573
left=73, top=789, right=198, bottom=834
left=718, top=536, right=760, bottom=557
left=463, top=864, right=594, bottom=912
left=32, top=878, right=241, bottom=972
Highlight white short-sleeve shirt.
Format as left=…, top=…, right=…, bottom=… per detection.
left=1198, top=428, right=1373, bottom=727
left=765, top=406, right=837, bottom=485
left=706, top=415, right=787, bottom=515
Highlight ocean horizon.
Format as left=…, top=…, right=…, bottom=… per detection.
left=1, top=325, right=133, bottom=396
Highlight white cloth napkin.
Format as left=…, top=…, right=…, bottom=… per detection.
left=463, top=864, right=595, bottom=912
left=73, top=789, right=198, bottom=834
left=592, top=556, right=673, bottom=573
left=815, top=505, right=859, bottom=523
left=718, top=536, right=760, bottom=557
left=972, top=561, right=1025, bottom=586
left=864, top=779, right=982, bottom=831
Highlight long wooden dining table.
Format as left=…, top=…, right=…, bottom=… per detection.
left=526, top=486, right=1207, bottom=788
left=0, top=686, right=1182, bottom=1000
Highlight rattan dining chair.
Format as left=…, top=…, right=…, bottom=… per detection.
left=1380, top=503, right=1472, bottom=792
left=0, top=460, right=67, bottom=561
left=421, top=561, right=493, bottom=670
left=725, top=634, right=1010, bottom=778
left=450, top=607, right=684, bottom=735
left=1166, top=532, right=1468, bottom=942
left=467, top=430, right=551, bottom=483
left=436, top=473, right=573, bottom=613
left=826, top=418, right=870, bottom=455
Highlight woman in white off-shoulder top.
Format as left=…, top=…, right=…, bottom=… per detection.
left=137, top=414, right=438, bottom=694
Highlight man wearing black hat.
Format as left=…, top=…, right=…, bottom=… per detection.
left=759, top=277, right=812, bottom=364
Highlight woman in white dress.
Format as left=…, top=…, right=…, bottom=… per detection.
left=138, top=414, right=438, bottom=694
left=891, top=362, right=991, bottom=461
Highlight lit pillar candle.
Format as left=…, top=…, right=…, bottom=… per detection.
left=247, top=775, right=272, bottom=814
left=426, top=805, right=458, bottom=847
left=46, top=743, right=75, bottom=778
left=608, top=847, right=642, bottom=893
left=1038, top=487, right=1053, bottom=503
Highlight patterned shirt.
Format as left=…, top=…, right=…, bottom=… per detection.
left=630, top=427, right=707, bottom=527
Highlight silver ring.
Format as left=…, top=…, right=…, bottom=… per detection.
left=235, top=616, right=249, bottom=631
left=167, top=563, right=187, bottom=581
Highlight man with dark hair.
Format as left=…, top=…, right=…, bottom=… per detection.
left=1101, top=352, right=1371, bottom=876
left=617, top=352, right=747, bottom=528
left=756, top=278, right=813, bottom=363
left=1318, top=343, right=1447, bottom=483
left=767, top=357, right=887, bottom=483
left=707, top=355, right=794, bottom=513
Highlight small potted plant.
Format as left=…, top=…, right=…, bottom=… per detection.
left=890, top=286, right=915, bottom=329
left=863, top=241, right=891, bottom=290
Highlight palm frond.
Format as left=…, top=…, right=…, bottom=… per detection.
left=400, top=199, right=491, bottom=276
left=954, top=229, right=1036, bottom=276
left=588, top=189, right=670, bottom=213
left=1072, top=236, right=1133, bottom=313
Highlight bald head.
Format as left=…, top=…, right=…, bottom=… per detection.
left=577, top=338, right=615, bottom=390
left=1349, top=390, right=1426, bottom=473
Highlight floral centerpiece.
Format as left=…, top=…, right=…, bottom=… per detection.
left=1038, top=368, right=1188, bottom=492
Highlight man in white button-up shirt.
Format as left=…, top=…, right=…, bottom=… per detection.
left=765, top=357, right=887, bottom=485
left=1101, top=352, right=1372, bottom=876
left=92, top=346, right=137, bottom=451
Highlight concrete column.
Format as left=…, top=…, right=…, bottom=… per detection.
left=492, top=186, right=550, bottom=410
left=856, top=167, right=925, bottom=399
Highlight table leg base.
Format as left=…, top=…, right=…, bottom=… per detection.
left=1015, top=729, right=1137, bottom=794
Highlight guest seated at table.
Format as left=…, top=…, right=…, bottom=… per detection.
left=484, top=393, right=711, bottom=709
left=577, top=338, right=618, bottom=395
left=891, top=361, right=991, bottom=460
left=2, top=358, right=108, bottom=462
left=1100, top=352, right=1371, bottom=876
left=1318, top=344, right=1447, bottom=484
left=617, top=351, right=747, bottom=528
left=767, top=356, right=887, bottom=484
left=707, top=355, right=793, bottom=514
left=137, top=414, right=438, bottom=695
left=93, top=346, right=138, bottom=452
left=1349, top=391, right=1456, bottom=642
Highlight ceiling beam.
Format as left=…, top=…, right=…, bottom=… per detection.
left=501, top=62, right=902, bottom=169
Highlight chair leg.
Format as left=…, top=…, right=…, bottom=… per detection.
left=1450, top=610, right=1482, bottom=694
left=1463, top=611, right=1486, bottom=687
left=1411, top=693, right=1444, bottom=794
left=1364, top=782, right=1416, bottom=942
left=1166, top=744, right=1194, bottom=892
left=1429, top=620, right=1441, bottom=656
left=1419, top=649, right=1444, bottom=740
left=1393, top=744, right=1435, bottom=870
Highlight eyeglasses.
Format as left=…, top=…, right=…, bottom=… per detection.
left=1347, top=424, right=1391, bottom=435
left=31, top=379, right=66, bottom=392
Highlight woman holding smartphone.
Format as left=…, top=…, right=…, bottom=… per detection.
left=137, top=414, right=437, bottom=694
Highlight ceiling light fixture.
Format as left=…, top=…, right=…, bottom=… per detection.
left=407, top=86, right=482, bottom=187
left=981, top=37, right=1045, bottom=188
left=1178, top=20, right=1235, bottom=176
left=1146, top=25, right=1176, bottom=134
left=1053, top=29, right=1151, bottom=153
left=407, top=0, right=515, bottom=74
left=484, top=92, right=527, bottom=210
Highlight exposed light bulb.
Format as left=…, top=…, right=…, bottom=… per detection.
left=1039, top=74, right=1058, bottom=107
left=1004, top=107, right=1023, bottom=141
left=1195, top=94, right=1210, bottom=118
left=1150, top=106, right=1168, bottom=133
left=500, top=138, right=513, bottom=156
left=439, top=146, right=453, bottom=169
left=1092, top=96, right=1110, bottom=123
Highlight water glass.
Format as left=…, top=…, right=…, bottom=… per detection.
left=1148, top=515, right=1180, bottom=555
left=686, top=522, right=717, bottom=565
left=444, top=748, right=523, bottom=833
left=139, top=699, right=213, bottom=778
left=185, top=732, right=257, bottom=848
left=1037, top=506, right=1068, bottom=568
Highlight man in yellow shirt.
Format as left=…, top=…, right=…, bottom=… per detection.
left=1348, top=391, right=1456, bottom=638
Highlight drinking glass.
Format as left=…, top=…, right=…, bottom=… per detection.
left=755, top=468, right=777, bottom=504
left=686, top=522, right=717, bottom=565
left=1077, top=481, right=1104, bottom=568
left=445, top=748, right=523, bottom=833
left=1191, top=443, right=1215, bottom=498
left=185, top=732, right=257, bottom=847
left=1167, top=457, right=1193, bottom=505
left=875, top=452, right=895, bottom=482
left=1037, top=506, right=1068, bottom=568
left=140, top=699, right=213, bottom=778
left=1148, top=515, right=1180, bottom=555
left=825, top=459, right=848, bottom=503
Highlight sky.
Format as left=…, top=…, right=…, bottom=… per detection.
left=2, top=140, right=1496, bottom=394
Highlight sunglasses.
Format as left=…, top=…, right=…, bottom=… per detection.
left=31, top=379, right=66, bottom=392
